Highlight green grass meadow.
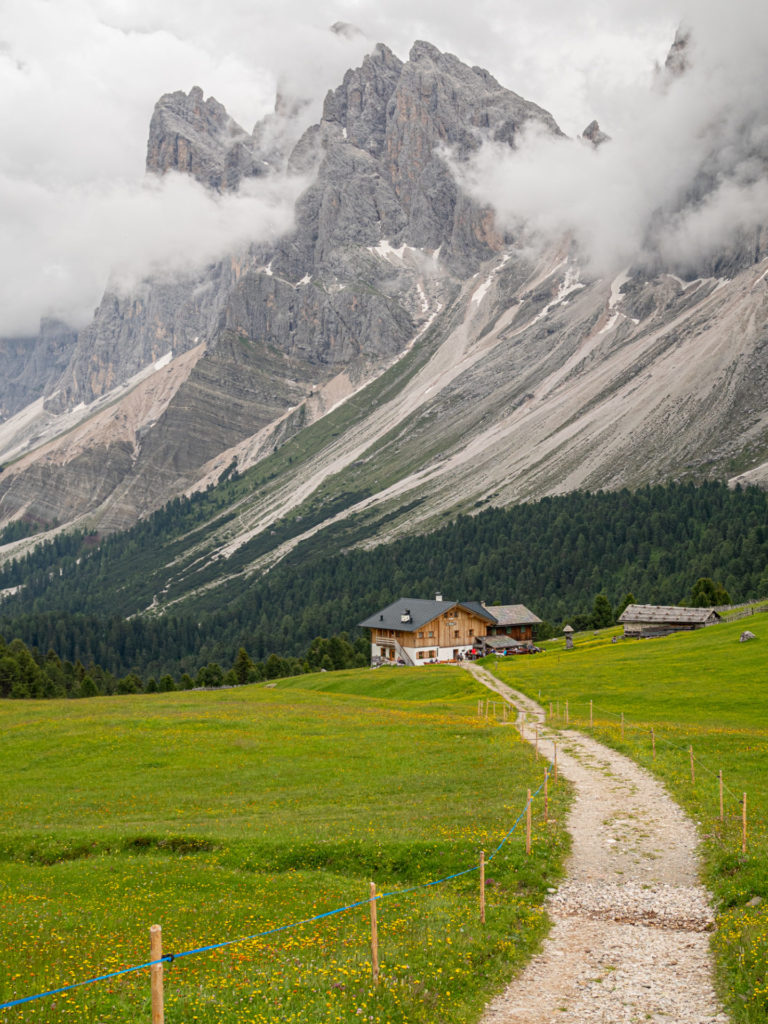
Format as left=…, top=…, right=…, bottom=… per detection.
left=489, top=613, right=768, bottom=1022
left=0, top=667, right=569, bottom=1023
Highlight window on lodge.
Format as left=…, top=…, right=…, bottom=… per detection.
left=417, top=650, right=437, bottom=659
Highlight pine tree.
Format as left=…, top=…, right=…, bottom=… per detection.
left=615, top=592, right=636, bottom=620
left=592, top=594, right=614, bottom=629
left=233, top=647, right=253, bottom=686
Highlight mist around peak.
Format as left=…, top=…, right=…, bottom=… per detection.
left=453, top=3, right=768, bottom=278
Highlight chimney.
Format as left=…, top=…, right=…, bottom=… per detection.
left=435, top=593, right=443, bottom=602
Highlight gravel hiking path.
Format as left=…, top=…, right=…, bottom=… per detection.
left=465, top=663, right=729, bottom=1024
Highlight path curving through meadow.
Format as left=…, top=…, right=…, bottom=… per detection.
left=465, top=663, right=730, bottom=1024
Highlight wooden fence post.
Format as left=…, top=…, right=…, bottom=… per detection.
left=544, top=767, right=549, bottom=823
left=477, top=699, right=482, bottom=717
left=526, top=789, right=532, bottom=855
left=742, top=794, right=748, bottom=854
left=589, top=700, right=593, bottom=727
left=480, top=850, right=486, bottom=924
left=689, top=746, right=695, bottom=784
left=150, top=925, right=164, bottom=1024
left=719, top=770, right=724, bottom=822
left=370, top=881, right=379, bottom=985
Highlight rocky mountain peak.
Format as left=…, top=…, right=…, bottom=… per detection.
left=581, top=119, right=610, bottom=147
left=664, top=27, right=691, bottom=77
left=378, top=40, right=562, bottom=257
left=408, top=39, right=442, bottom=63
left=329, top=21, right=364, bottom=41
left=322, top=43, right=403, bottom=157
left=146, top=86, right=267, bottom=191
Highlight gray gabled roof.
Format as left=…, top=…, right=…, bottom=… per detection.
left=359, top=598, right=495, bottom=633
left=485, top=603, right=542, bottom=626
left=482, top=635, right=532, bottom=650
left=618, top=604, right=720, bottom=624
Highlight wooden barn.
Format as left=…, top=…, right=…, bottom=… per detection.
left=483, top=604, right=542, bottom=643
left=618, top=604, right=721, bottom=638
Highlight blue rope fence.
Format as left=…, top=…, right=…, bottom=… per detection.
left=0, top=767, right=551, bottom=1012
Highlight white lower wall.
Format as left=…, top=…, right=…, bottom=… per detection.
left=371, top=642, right=476, bottom=665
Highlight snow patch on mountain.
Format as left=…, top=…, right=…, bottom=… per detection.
left=472, top=253, right=511, bottom=305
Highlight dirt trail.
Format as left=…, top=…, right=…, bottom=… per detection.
left=466, top=663, right=729, bottom=1024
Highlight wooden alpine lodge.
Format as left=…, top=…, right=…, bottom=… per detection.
left=359, top=594, right=541, bottom=666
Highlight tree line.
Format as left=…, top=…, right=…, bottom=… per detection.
left=0, top=633, right=369, bottom=700
left=1, top=481, right=766, bottom=678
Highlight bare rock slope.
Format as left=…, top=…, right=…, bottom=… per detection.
left=1, top=36, right=768, bottom=552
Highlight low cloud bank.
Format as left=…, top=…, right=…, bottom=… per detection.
left=0, top=0, right=369, bottom=337
left=454, top=2, right=768, bottom=277
left=0, top=171, right=306, bottom=336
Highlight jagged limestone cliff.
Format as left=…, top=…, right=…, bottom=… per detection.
left=1, top=34, right=767, bottom=557
left=0, top=40, right=563, bottom=530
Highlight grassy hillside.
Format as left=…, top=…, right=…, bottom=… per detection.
left=489, top=613, right=768, bottom=1023
left=0, top=667, right=569, bottom=1023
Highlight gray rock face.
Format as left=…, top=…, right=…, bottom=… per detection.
left=384, top=41, right=561, bottom=263
left=44, top=42, right=567, bottom=417
left=323, top=43, right=403, bottom=159
left=43, top=263, right=237, bottom=413
left=318, top=40, right=562, bottom=271
left=0, top=320, right=77, bottom=420
left=146, top=85, right=268, bottom=190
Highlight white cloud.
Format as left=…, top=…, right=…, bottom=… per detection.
left=0, top=171, right=307, bottom=335
left=1, top=0, right=680, bottom=335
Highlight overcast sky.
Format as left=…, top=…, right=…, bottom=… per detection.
left=2, top=0, right=761, bottom=336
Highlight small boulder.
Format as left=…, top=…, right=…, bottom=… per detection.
left=739, top=631, right=756, bottom=642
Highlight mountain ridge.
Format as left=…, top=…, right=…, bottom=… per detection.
left=1, top=33, right=767, bottom=584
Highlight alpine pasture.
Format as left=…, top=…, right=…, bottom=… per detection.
left=493, top=613, right=768, bottom=1023
left=0, top=667, right=569, bottom=1023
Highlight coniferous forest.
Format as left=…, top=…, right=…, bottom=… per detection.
left=0, top=481, right=767, bottom=680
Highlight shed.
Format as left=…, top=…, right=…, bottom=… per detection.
left=477, top=635, right=534, bottom=656
left=618, top=604, right=721, bottom=638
